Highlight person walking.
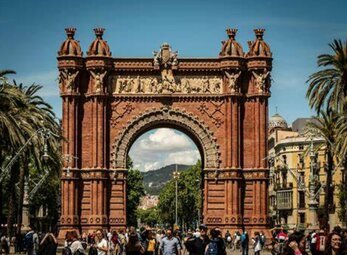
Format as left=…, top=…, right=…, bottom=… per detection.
left=252, top=232, right=262, bottom=255
left=159, top=229, right=181, bottom=255
left=240, top=231, right=249, bottom=255
left=283, top=232, right=308, bottom=255
left=95, top=230, right=108, bottom=255
left=38, top=232, right=57, bottom=255
left=184, top=225, right=210, bottom=255
left=324, top=233, right=344, bottom=255
left=24, top=227, right=39, bottom=255
left=126, top=229, right=145, bottom=255
left=205, top=228, right=226, bottom=255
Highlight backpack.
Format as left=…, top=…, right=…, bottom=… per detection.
left=226, top=236, right=231, bottom=242
left=205, top=240, right=218, bottom=255
left=241, top=234, right=246, bottom=243
left=24, top=232, right=34, bottom=249
left=62, top=246, right=73, bottom=255
left=88, top=246, right=98, bottom=255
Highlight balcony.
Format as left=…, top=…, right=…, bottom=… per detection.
left=276, top=190, right=293, bottom=210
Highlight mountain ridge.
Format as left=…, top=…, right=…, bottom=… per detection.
left=141, top=164, right=192, bottom=195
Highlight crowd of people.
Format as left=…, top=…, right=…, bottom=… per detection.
left=1, top=225, right=347, bottom=255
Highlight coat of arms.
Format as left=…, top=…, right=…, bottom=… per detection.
left=153, top=43, right=178, bottom=68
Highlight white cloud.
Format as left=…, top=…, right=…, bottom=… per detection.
left=139, top=128, right=192, bottom=152
left=164, top=150, right=200, bottom=166
left=129, top=128, right=201, bottom=172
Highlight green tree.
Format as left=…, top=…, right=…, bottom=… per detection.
left=0, top=71, right=61, bottom=236
left=305, top=111, right=336, bottom=228
left=306, top=39, right=347, bottom=225
left=137, top=207, right=159, bottom=227
left=157, top=161, right=202, bottom=229
left=126, top=156, right=145, bottom=227
left=307, top=39, right=347, bottom=114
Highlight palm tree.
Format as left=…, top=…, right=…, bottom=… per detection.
left=305, top=111, right=336, bottom=229
left=12, top=82, right=61, bottom=235
left=306, top=39, right=347, bottom=114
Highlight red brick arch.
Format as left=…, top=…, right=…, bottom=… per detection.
left=111, top=107, right=221, bottom=170
left=57, top=27, right=272, bottom=238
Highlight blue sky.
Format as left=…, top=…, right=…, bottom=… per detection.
left=1, top=0, right=346, bottom=124
left=1, top=0, right=346, bottom=170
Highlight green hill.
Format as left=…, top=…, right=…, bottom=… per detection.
left=141, top=164, right=192, bottom=195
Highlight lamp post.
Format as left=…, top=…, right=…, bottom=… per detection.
left=173, top=165, right=180, bottom=227
left=308, top=137, right=319, bottom=230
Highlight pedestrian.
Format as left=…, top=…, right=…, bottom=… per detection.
left=159, top=229, right=181, bottom=255
left=184, top=225, right=209, bottom=255
left=205, top=228, right=225, bottom=255
left=283, top=232, right=308, bottom=255
left=144, top=230, right=157, bottom=255
left=63, top=230, right=85, bottom=255
left=324, top=232, right=344, bottom=255
left=95, top=230, right=108, bottom=255
left=125, top=229, right=145, bottom=255
left=316, top=230, right=327, bottom=255
left=224, top=231, right=232, bottom=249
left=0, top=234, right=9, bottom=255
left=38, top=232, right=57, bottom=255
left=252, top=232, right=262, bottom=255
left=310, top=231, right=318, bottom=255
left=240, top=231, right=249, bottom=255
left=24, top=227, right=39, bottom=255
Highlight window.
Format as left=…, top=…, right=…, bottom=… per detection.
left=277, top=191, right=293, bottom=210
left=282, top=155, right=287, bottom=165
left=299, top=213, right=305, bottom=223
left=299, top=191, right=305, bottom=208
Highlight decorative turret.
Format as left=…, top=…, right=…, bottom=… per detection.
left=219, top=28, right=244, bottom=57
left=247, top=29, right=272, bottom=57
left=87, top=28, right=111, bottom=57
left=58, top=28, right=82, bottom=57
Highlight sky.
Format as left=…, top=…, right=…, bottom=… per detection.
left=1, top=0, right=346, bottom=171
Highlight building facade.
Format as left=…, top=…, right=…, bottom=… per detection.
left=57, top=27, right=273, bottom=237
left=268, top=114, right=343, bottom=230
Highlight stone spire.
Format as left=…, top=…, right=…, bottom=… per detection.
left=58, top=28, right=82, bottom=57
left=87, top=28, right=111, bottom=56
left=219, top=28, right=244, bottom=57
left=247, top=28, right=272, bottom=57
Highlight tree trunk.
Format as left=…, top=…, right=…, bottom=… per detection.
left=324, top=150, right=334, bottom=230
left=7, top=161, right=19, bottom=237
left=16, top=157, right=27, bottom=235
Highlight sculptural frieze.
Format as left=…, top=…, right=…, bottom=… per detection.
left=109, top=75, right=223, bottom=94
left=59, top=69, right=79, bottom=92
left=252, top=69, right=269, bottom=93
left=225, top=71, right=241, bottom=93
left=90, top=70, right=107, bottom=92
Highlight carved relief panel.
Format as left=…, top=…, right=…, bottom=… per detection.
left=109, top=75, right=223, bottom=94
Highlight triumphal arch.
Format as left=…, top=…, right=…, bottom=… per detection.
left=57, top=27, right=272, bottom=236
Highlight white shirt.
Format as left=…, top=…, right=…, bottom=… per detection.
left=97, top=238, right=108, bottom=255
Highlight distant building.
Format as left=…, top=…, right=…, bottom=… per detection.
left=138, top=195, right=159, bottom=210
left=268, top=113, right=343, bottom=230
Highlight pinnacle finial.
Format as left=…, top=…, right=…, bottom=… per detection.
left=94, top=28, right=105, bottom=39
left=254, top=28, right=265, bottom=40
left=226, top=28, right=238, bottom=39
left=65, top=27, right=76, bottom=39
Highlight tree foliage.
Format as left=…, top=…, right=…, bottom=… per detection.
left=306, top=39, right=347, bottom=225
left=157, top=161, right=202, bottom=229
left=126, top=156, right=145, bottom=227
left=0, top=70, right=61, bottom=236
